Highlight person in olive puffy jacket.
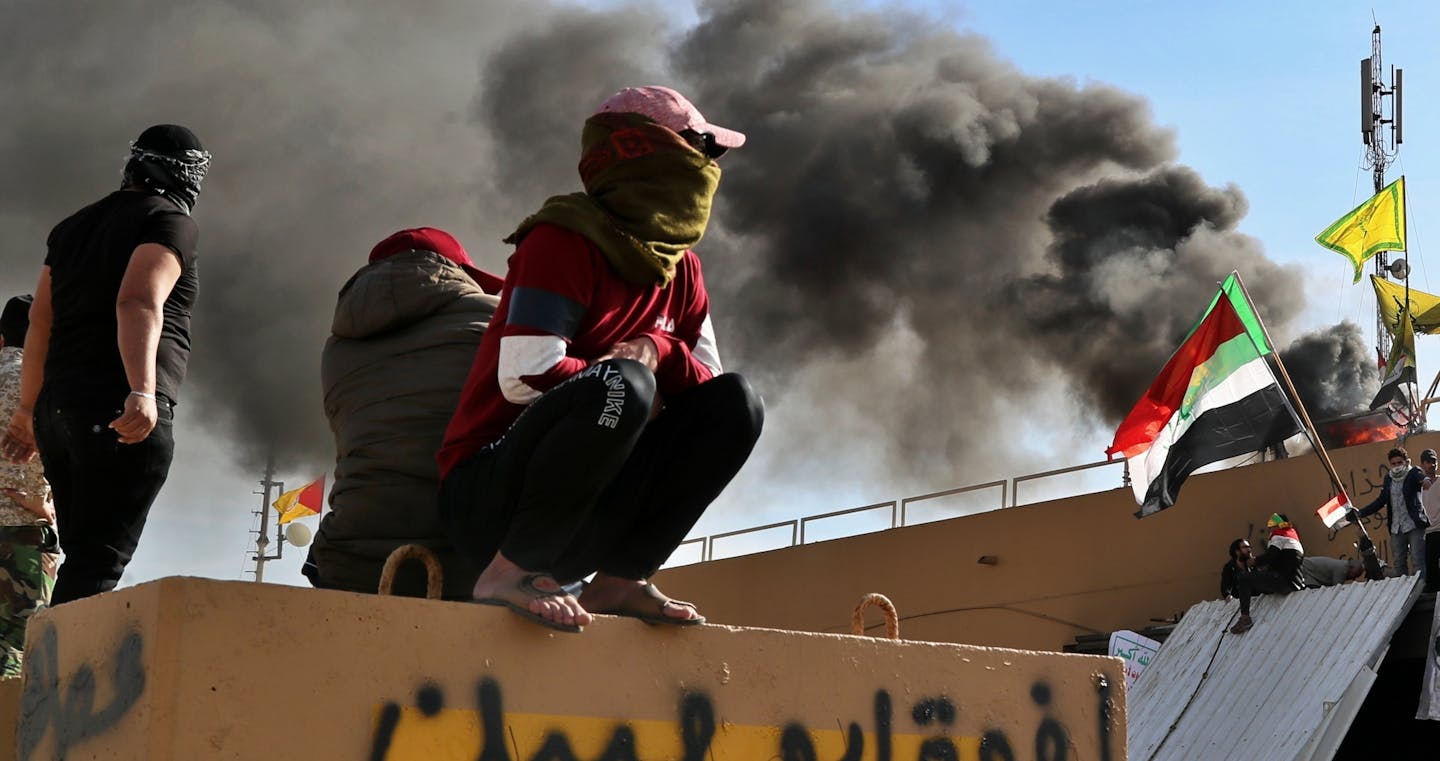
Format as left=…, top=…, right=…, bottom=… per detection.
left=303, top=228, right=501, bottom=598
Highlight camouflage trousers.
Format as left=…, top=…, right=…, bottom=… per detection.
left=0, top=524, right=59, bottom=677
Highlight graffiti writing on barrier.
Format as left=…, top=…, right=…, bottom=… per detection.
left=369, top=675, right=1114, bottom=761
left=18, top=623, right=147, bottom=761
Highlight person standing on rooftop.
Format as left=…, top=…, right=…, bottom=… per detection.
left=0, top=294, right=59, bottom=673
left=1355, top=446, right=1429, bottom=581
left=0, top=124, right=209, bottom=604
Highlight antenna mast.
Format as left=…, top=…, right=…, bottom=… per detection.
left=1361, top=23, right=1404, bottom=358
left=248, top=452, right=287, bottom=582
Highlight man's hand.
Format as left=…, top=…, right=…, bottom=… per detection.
left=599, top=336, right=659, bottom=372
left=1, top=407, right=36, bottom=463
left=597, top=337, right=664, bottom=419
left=2, top=488, right=54, bottom=523
left=109, top=393, right=158, bottom=444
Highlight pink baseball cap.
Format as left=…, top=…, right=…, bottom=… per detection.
left=595, top=86, right=746, bottom=149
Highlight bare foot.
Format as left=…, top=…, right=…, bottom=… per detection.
left=472, top=552, right=593, bottom=630
left=580, top=573, right=705, bottom=625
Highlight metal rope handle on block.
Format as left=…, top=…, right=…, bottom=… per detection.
left=851, top=593, right=900, bottom=640
left=378, top=544, right=444, bottom=599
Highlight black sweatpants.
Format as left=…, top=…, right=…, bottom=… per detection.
left=1235, top=568, right=1296, bottom=616
left=439, top=359, right=763, bottom=584
left=34, top=390, right=175, bottom=605
left=1426, top=532, right=1440, bottom=593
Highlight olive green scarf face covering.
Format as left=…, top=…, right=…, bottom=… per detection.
left=505, top=113, right=721, bottom=287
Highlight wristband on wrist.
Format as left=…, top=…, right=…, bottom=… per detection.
left=129, top=391, right=157, bottom=401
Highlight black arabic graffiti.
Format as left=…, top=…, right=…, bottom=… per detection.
left=368, top=677, right=1115, bottom=761
left=371, top=678, right=714, bottom=761
left=1326, top=465, right=1395, bottom=543
left=18, top=624, right=147, bottom=761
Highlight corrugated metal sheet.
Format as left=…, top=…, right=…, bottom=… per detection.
left=1128, top=574, right=1422, bottom=761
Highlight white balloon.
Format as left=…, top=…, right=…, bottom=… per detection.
left=284, top=521, right=313, bottom=547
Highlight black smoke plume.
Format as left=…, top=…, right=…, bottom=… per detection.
left=0, top=0, right=1373, bottom=492
left=1280, top=322, right=1379, bottom=421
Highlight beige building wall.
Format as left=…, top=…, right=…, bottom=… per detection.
left=12, top=577, right=1125, bottom=761
left=657, top=435, right=1436, bottom=652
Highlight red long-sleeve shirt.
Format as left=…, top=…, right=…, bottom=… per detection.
left=437, top=223, right=721, bottom=477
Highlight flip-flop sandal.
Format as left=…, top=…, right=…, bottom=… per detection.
left=595, top=583, right=706, bottom=626
left=474, top=573, right=584, bottom=634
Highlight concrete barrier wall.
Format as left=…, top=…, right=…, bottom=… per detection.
left=11, top=578, right=1125, bottom=761
left=656, top=434, right=1438, bottom=651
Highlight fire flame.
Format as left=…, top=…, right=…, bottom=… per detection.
left=1317, top=413, right=1405, bottom=449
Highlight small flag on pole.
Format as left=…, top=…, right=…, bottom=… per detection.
left=1316, top=492, right=1351, bottom=529
left=272, top=476, right=324, bottom=525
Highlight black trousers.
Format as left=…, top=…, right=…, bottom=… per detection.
left=439, top=360, right=763, bottom=584
left=1235, top=568, right=1295, bottom=616
left=33, top=390, right=175, bottom=605
left=1426, top=532, right=1440, bottom=593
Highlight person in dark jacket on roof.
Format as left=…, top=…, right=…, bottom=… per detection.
left=303, top=228, right=501, bottom=598
left=1220, top=538, right=1252, bottom=600
left=1229, top=513, right=1305, bottom=634
left=1355, top=446, right=1430, bottom=580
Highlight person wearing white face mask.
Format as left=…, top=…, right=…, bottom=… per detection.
left=1354, top=446, right=1431, bottom=579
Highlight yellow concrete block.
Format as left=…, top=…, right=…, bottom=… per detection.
left=13, top=577, right=1125, bottom=761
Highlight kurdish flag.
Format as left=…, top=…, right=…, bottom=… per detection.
left=272, top=476, right=324, bottom=525
left=1107, top=274, right=1302, bottom=517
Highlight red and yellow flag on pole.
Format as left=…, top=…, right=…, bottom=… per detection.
left=272, top=476, right=324, bottom=525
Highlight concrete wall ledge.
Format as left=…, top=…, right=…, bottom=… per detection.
left=7, top=577, right=1125, bottom=760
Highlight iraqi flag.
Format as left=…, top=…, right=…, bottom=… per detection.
left=1316, top=492, right=1352, bottom=529
left=1107, top=274, right=1302, bottom=517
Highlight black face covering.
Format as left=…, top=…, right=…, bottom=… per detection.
left=120, top=124, right=211, bottom=214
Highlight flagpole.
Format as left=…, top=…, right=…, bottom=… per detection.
left=1230, top=272, right=1351, bottom=502
left=1404, top=244, right=1418, bottom=431
left=251, top=453, right=286, bottom=582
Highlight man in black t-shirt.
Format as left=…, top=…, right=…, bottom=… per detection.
left=0, top=124, right=210, bottom=604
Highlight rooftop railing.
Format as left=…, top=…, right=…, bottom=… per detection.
left=666, top=457, right=1128, bottom=566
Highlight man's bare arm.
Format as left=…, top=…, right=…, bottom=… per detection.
left=110, top=243, right=182, bottom=444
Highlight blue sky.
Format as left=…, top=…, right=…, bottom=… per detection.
left=119, top=0, right=1440, bottom=586
left=943, top=0, right=1440, bottom=332
left=663, top=0, right=1440, bottom=560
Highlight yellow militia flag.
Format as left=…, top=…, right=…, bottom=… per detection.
left=1385, top=309, right=1416, bottom=377
left=272, top=475, right=324, bottom=525
left=1315, top=176, right=1406, bottom=283
left=1371, top=275, right=1440, bottom=335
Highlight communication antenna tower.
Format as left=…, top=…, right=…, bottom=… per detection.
left=247, top=452, right=288, bottom=582
left=1361, top=24, right=1404, bottom=357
